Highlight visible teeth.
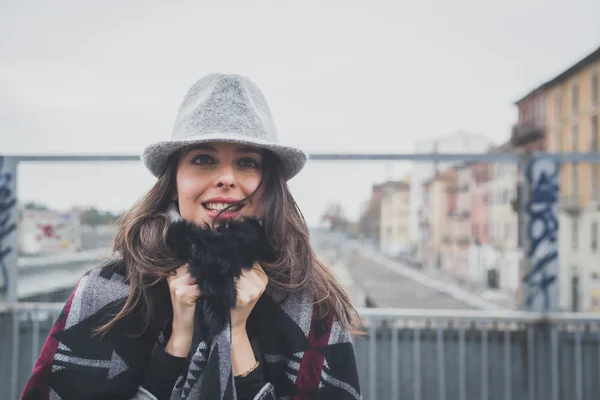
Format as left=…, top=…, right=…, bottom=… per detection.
left=204, top=203, right=241, bottom=211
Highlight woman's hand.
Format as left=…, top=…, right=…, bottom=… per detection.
left=230, top=262, right=268, bottom=376
left=166, top=265, right=202, bottom=357
left=230, top=262, right=269, bottom=332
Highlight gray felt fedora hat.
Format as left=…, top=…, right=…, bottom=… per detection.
left=141, top=73, right=308, bottom=180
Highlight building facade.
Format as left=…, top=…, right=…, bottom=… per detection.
left=421, top=170, right=456, bottom=270
left=358, top=183, right=385, bottom=246
left=468, top=162, right=497, bottom=287
left=447, top=164, right=473, bottom=280
left=514, top=45, right=600, bottom=309
left=488, top=143, right=522, bottom=294
left=411, top=132, right=493, bottom=259
left=441, top=173, right=458, bottom=276
left=519, top=46, right=600, bottom=209
left=559, top=209, right=600, bottom=312
left=379, top=180, right=411, bottom=256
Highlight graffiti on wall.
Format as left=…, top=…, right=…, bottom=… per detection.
left=522, top=156, right=559, bottom=311
left=0, top=156, right=17, bottom=296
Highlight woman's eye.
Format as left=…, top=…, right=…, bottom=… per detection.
left=191, top=155, right=215, bottom=165
left=239, top=158, right=260, bottom=169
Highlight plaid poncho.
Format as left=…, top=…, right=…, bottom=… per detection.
left=20, top=262, right=362, bottom=400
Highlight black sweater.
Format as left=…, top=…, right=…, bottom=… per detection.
left=143, top=344, right=268, bottom=400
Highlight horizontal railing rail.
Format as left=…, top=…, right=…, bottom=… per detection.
left=8, top=151, right=600, bottom=163
left=3, top=304, right=600, bottom=399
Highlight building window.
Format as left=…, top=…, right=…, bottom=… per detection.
left=590, top=115, right=600, bottom=151
left=572, top=267, right=580, bottom=312
left=571, top=164, right=579, bottom=206
left=517, top=212, right=523, bottom=247
left=571, top=124, right=579, bottom=205
left=555, top=93, right=562, bottom=122
left=592, top=115, right=599, bottom=201
left=537, top=96, right=545, bottom=123
left=592, top=221, right=598, bottom=251
left=593, top=74, right=599, bottom=105
left=572, top=84, right=580, bottom=114
left=573, top=218, right=579, bottom=251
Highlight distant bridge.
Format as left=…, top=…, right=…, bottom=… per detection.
left=17, top=248, right=111, bottom=301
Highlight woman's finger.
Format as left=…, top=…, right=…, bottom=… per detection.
left=169, top=273, right=195, bottom=288
left=252, top=262, right=266, bottom=275
left=252, top=262, right=269, bottom=287
left=168, top=264, right=188, bottom=283
left=174, top=284, right=202, bottom=304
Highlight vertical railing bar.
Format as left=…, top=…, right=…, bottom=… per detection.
left=584, top=328, right=593, bottom=400
left=527, top=326, right=535, bottom=400
left=10, top=309, right=20, bottom=400
left=414, top=326, right=421, bottom=400
left=598, top=329, right=600, bottom=399
left=551, top=326, right=559, bottom=400
left=437, top=321, right=446, bottom=400
left=482, top=326, right=488, bottom=400
left=459, top=321, right=466, bottom=400
left=31, top=309, right=40, bottom=372
left=505, top=327, right=512, bottom=400
left=575, top=331, right=583, bottom=400
left=391, top=320, right=399, bottom=400
left=369, top=318, right=376, bottom=400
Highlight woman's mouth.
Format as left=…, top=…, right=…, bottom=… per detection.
left=202, top=202, right=243, bottom=213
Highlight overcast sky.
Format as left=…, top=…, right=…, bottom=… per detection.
left=1, top=0, right=599, bottom=226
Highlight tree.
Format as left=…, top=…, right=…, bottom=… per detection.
left=321, top=203, right=349, bottom=232
left=79, top=207, right=124, bottom=226
left=356, top=185, right=384, bottom=243
left=24, top=201, right=50, bottom=211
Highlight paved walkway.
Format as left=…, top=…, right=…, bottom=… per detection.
left=18, top=248, right=112, bottom=299
left=346, top=244, right=510, bottom=310
left=310, top=231, right=512, bottom=310
left=345, top=251, right=478, bottom=309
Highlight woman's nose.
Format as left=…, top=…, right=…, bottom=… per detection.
left=216, top=166, right=235, bottom=188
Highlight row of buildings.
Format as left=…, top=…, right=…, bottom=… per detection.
left=365, top=44, right=600, bottom=312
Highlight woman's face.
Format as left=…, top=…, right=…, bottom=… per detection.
left=175, top=142, right=263, bottom=226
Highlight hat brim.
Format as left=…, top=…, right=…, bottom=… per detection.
left=141, top=133, right=308, bottom=180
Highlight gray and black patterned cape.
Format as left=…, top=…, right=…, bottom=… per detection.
left=20, top=259, right=362, bottom=400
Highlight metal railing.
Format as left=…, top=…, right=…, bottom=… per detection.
left=0, top=303, right=64, bottom=400
left=3, top=304, right=600, bottom=400
left=354, top=308, right=600, bottom=400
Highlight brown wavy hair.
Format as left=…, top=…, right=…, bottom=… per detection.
left=97, top=149, right=361, bottom=336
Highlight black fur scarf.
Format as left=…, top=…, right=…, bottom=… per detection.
left=166, top=217, right=276, bottom=337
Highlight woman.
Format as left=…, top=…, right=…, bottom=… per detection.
left=21, top=74, right=362, bottom=400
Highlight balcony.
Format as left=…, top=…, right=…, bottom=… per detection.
left=455, top=209, right=470, bottom=219
left=510, top=122, right=546, bottom=146
left=457, top=237, right=470, bottom=246
left=4, top=305, right=600, bottom=399
left=561, top=194, right=581, bottom=215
